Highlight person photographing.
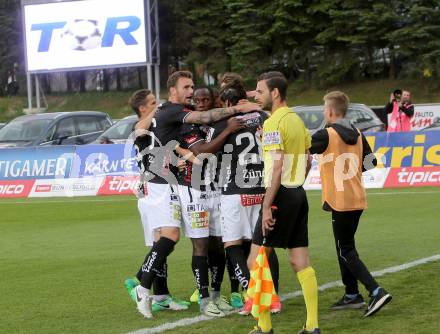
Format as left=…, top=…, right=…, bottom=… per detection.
left=386, top=89, right=414, bottom=132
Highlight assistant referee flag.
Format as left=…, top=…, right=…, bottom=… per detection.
left=247, top=246, right=277, bottom=320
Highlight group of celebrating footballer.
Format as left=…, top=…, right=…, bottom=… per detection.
left=123, top=70, right=392, bottom=334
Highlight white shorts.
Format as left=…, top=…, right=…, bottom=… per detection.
left=206, top=188, right=222, bottom=237
left=220, top=194, right=263, bottom=243
left=138, top=197, right=154, bottom=247
left=142, top=183, right=182, bottom=234
left=178, top=185, right=210, bottom=239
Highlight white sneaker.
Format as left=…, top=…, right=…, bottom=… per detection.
left=134, top=285, right=153, bottom=318
left=214, top=295, right=234, bottom=312
left=201, top=300, right=225, bottom=317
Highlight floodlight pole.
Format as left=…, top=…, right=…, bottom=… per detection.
left=152, top=0, right=161, bottom=101
left=146, top=0, right=160, bottom=100
left=26, top=72, right=32, bottom=113
left=35, top=75, right=41, bottom=110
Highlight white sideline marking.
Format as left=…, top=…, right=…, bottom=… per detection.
left=127, top=254, right=440, bottom=334
left=1, top=189, right=439, bottom=205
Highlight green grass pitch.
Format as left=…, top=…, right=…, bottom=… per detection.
left=1, top=187, right=439, bottom=334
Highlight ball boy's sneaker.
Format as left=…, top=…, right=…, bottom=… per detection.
left=331, top=294, right=366, bottom=310
left=364, top=288, right=392, bottom=317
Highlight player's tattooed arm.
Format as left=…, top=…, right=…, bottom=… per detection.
left=184, top=101, right=261, bottom=124
left=184, top=107, right=237, bottom=124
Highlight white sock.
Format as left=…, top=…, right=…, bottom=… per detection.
left=200, top=297, right=210, bottom=309
left=137, top=285, right=150, bottom=297
left=211, top=290, right=220, bottom=300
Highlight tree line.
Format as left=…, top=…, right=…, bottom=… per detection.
left=1, top=0, right=439, bottom=94
left=164, top=0, right=440, bottom=87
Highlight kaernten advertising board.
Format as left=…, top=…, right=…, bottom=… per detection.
left=23, top=0, right=147, bottom=73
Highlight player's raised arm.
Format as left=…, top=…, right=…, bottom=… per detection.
left=135, top=107, right=156, bottom=132
left=128, top=89, right=157, bottom=137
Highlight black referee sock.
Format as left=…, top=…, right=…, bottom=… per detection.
left=225, top=245, right=250, bottom=290
left=192, top=256, right=210, bottom=299
left=153, top=261, right=170, bottom=296
left=268, top=250, right=280, bottom=294
left=226, top=257, right=240, bottom=293
left=140, top=237, right=176, bottom=290
left=208, top=250, right=226, bottom=292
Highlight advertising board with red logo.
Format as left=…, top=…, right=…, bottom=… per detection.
left=304, top=131, right=440, bottom=190
left=384, top=167, right=440, bottom=188
left=0, top=180, right=35, bottom=198
left=97, top=175, right=141, bottom=195
left=29, top=178, right=104, bottom=197
left=410, top=104, right=440, bottom=131
left=1, top=131, right=439, bottom=198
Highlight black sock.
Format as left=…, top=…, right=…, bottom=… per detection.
left=153, top=261, right=170, bottom=296
left=192, top=256, right=210, bottom=299
left=140, top=237, right=176, bottom=290
left=241, top=240, right=252, bottom=259
left=225, top=245, right=250, bottom=290
left=136, top=253, right=149, bottom=282
left=208, top=236, right=226, bottom=292
left=268, top=250, right=280, bottom=293
left=226, top=257, right=240, bottom=293
left=208, top=250, right=226, bottom=291
left=136, top=241, right=165, bottom=282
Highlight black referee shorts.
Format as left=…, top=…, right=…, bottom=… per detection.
left=253, top=186, right=309, bottom=249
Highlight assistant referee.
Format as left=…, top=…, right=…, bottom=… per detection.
left=248, top=72, right=320, bottom=334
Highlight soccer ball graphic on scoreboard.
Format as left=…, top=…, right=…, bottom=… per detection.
left=60, top=19, right=102, bottom=51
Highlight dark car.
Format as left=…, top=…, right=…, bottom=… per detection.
left=0, top=111, right=112, bottom=148
left=294, top=103, right=385, bottom=134
left=94, top=115, right=138, bottom=144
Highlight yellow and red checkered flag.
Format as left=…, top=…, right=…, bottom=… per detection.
left=247, top=246, right=277, bottom=320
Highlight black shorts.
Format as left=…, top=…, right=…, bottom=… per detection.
left=253, top=186, right=309, bottom=249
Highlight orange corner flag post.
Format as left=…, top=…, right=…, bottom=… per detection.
left=247, top=245, right=276, bottom=329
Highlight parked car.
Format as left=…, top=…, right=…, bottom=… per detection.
left=0, top=111, right=112, bottom=148
left=0, top=123, right=5, bottom=130
left=94, top=115, right=138, bottom=144
left=294, top=103, right=385, bottom=134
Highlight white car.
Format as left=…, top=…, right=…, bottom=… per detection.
left=94, top=115, right=138, bottom=144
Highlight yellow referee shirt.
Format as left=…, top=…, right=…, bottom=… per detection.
left=262, top=106, right=311, bottom=187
